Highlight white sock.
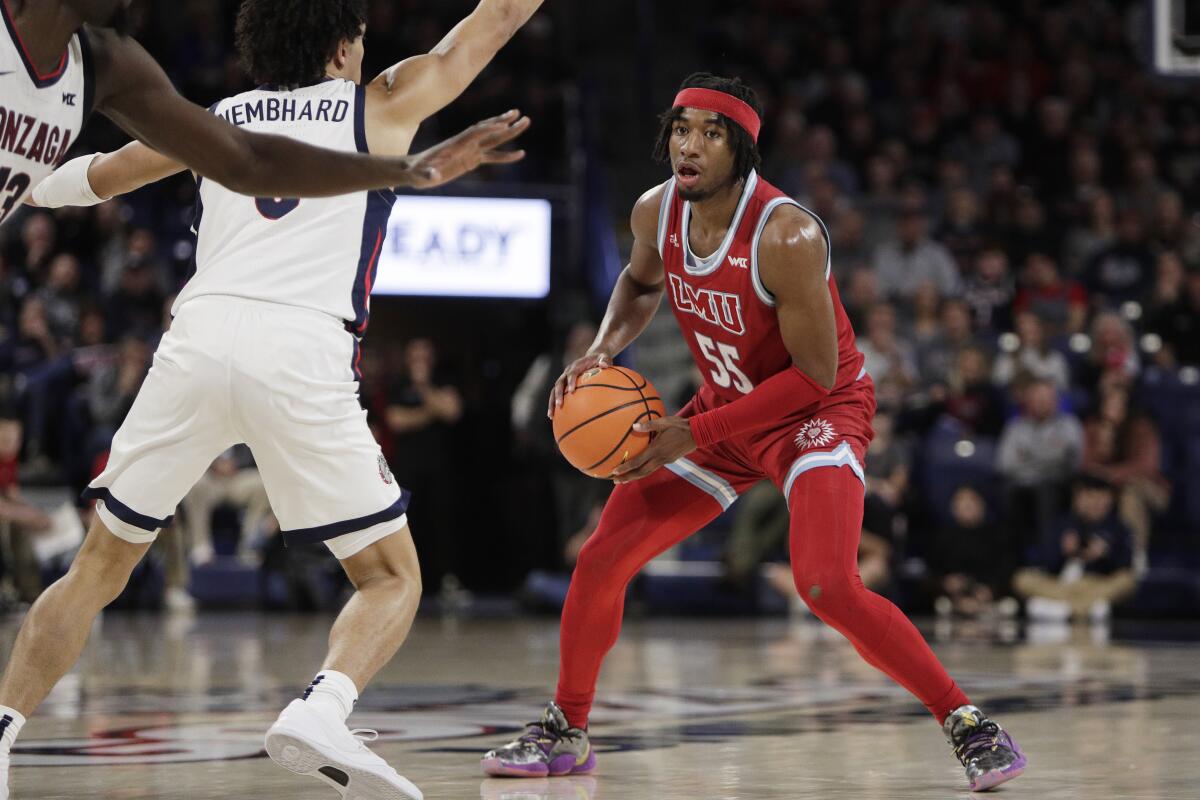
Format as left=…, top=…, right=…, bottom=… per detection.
left=302, top=671, right=358, bottom=724
left=0, top=707, right=26, bottom=755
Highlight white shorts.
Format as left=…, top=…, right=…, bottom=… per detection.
left=84, top=296, right=408, bottom=559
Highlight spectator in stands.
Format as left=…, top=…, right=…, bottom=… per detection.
left=872, top=197, right=962, bottom=300
left=906, top=281, right=942, bottom=349
left=941, top=346, right=1007, bottom=438
left=1063, top=190, right=1116, bottom=276
left=829, top=208, right=871, bottom=282
left=386, top=338, right=464, bottom=596
left=0, top=413, right=49, bottom=605
left=104, top=261, right=165, bottom=342
left=85, top=336, right=150, bottom=456
left=917, top=298, right=980, bottom=387
left=997, top=378, right=1084, bottom=555
left=963, top=245, right=1015, bottom=334
left=36, top=254, right=83, bottom=345
left=511, top=322, right=610, bottom=565
left=1084, top=209, right=1155, bottom=310
left=929, top=486, right=1016, bottom=619
left=1144, top=252, right=1200, bottom=366
left=1077, top=311, right=1141, bottom=391
left=1013, top=475, right=1137, bottom=623
left=934, top=187, right=987, bottom=272
left=1013, top=252, right=1088, bottom=336
left=857, top=302, right=918, bottom=392
left=861, top=411, right=908, bottom=579
left=1081, top=384, right=1168, bottom=571
left=1007, top=191, right=1058, bottom=268
left=993, top=311, right=1071, bottom=390
left=181, top=447, right=271, bottom=566
left=1149, top=190, right=1200, bottom=264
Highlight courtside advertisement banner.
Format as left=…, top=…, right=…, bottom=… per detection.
left=372, top=196, right=552, bottom=298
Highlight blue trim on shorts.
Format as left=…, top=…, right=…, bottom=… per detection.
left=282, top=489, right=411, bottom=547
left=81, top=487, right=174, bottom=531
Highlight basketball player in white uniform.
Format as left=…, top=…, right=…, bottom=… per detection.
left=0, top=0, right=529, bottom=231
left=1, top=1, right=545, bottom=799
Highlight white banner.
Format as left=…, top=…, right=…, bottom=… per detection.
left=372, top=195, right=552, bottom=298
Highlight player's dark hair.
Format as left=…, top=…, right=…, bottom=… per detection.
left=653, top=73, right=763, bottom=180
left=235, top=0, right=368, bottom=87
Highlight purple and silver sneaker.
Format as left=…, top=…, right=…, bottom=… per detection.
left=481, top=701, right=596, bottom=778
left=944, top=705, right=1027, bottom=791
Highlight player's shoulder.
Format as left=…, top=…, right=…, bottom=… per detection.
left=758, top=201, right=827, bottom=260
left=630, top=179, right=672, bottom=241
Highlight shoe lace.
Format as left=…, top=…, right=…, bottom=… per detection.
left=516, top=722, right=552, bottom=750
left=954, top=720, right=1006, bottom=765
left=350, top=728, right=379, bottom=751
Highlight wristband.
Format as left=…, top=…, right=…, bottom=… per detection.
left=31, top=153, right=105, bottom=208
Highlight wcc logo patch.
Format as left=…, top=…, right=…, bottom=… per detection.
left=378, top=455, right=394, bottom=485
left=794, top=418, right=836, bottom=451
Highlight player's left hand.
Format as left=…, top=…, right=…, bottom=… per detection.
left=610, top=416, right=696, bottom=483
left=406, top=110, right=530, bottom=189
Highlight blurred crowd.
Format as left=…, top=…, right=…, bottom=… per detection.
left=2, top=0, right=1199, bottom=619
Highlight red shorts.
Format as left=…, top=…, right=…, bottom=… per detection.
left=669, top=377, right=877, bottom=507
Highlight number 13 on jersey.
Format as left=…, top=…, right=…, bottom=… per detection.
left=695, top=332, right=754, bottom=394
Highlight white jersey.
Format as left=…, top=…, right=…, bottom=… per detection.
left=174, top=79, right=396, bottom=336
left=0, top=5, right=90, bottom=227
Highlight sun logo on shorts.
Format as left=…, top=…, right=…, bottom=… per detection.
left=795, top=418, right=836, bottom=451
left=378, top=455, right=394, bottom=485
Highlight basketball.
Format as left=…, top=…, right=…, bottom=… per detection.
left=552, top=366, right=667, bottom=478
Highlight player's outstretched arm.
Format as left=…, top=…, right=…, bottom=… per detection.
left=548, top=183, right=668, bottom=417
left=613, top=206, right=836, bottom=483
left=30, top=142, right=183, bottom=208
left=366, top=0, right=546, bottom=147
left=32, top=110, right=530, bottom=208
left=88, top=27, right=523, bottom=196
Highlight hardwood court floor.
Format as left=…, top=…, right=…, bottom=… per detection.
left=1, top=611, right=1197, bottom=799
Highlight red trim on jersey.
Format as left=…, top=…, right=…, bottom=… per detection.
left=353, top=229, right=383, bottom=334
left=1, top=0, right=68, bottom=86
left=688, top=365, right=831, bottom=448
left=674, top=88, right=761, bottom=142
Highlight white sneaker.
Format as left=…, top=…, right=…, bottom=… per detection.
left=1025, top=596, right=1072, bottom=622
left=164, top=587, right=197, bottom=613
left=1, top=751, right=9, bottom=800
left=265, top=699, right=422, bottom=800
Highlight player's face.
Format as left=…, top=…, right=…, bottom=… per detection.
left=669, top=108, right=738, bottom=202
left=69, top=0, right=132, bottom=31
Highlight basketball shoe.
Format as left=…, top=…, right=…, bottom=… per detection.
left=265, top=698, right=422, bottom=800
left=944, top=705, right=1027, bottom=791
left=481, top=702, right=596, bottom=777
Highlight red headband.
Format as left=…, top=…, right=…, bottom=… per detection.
left=673, top=87, right=762, bottom=143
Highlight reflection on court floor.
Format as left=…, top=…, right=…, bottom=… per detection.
left=2, top=613, right=1196, bottom=799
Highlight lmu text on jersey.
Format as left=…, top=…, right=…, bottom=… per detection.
left=667, top=273, right=746, bottom=336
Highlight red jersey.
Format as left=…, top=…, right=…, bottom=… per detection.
left=656, top=170, right=867, bottom=412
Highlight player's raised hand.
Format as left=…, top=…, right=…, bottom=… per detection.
left=548, top=352, right=612, bottom=419
left=610, top=416, right=697, bottom=483
left=406, top=110, right=530, bottom=189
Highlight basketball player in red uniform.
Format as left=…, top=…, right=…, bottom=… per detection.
left=482, top=73, right=1026, bottom=792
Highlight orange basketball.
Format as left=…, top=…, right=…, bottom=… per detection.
left=552, top=366, right=667, bottom=478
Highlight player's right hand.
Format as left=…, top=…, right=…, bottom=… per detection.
left=548, top=352, right=612, bottom=418
left=404, top=110, right=530, bottom=189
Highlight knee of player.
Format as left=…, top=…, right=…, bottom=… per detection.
left=573, top=538, right=633, bottom=585
left=792, top=569, right=860, bottom=615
